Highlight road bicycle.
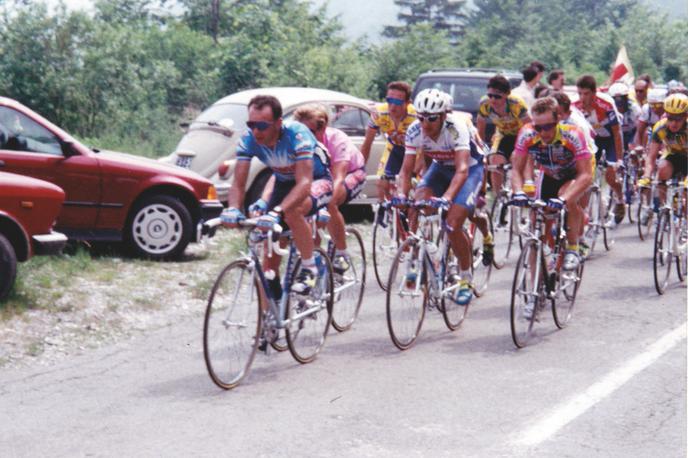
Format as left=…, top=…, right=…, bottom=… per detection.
left=653, top=177, right=688, bottom=295
left=510, top=199, right=585, bottom=348
left=203, top=219, right=334, bottom=390
left=372, top=199, right=410, bottom=291
left=581, top=156, right=615, bottom=257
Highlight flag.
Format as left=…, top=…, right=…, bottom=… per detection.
left=607, top=45, right=635, bottom=86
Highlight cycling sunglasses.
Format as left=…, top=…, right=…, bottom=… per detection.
left=486, top=93, right=504, bottom=100
left=385, top=97, right=406, bottom=106
left=650, top=103, right=664, bottom=110
left=246, top=120, right=274, bottom=131
left=417, top=114, right=441, bottom=123
left=667, top=114, right=687, bottom=122
left=533, top=122, right=557, bottom=132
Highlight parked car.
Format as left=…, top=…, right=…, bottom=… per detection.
left=413, top=68, right=523, bottom=142
left=0, top=171, right=67, bottom=300
left=0, top=97, right=223, bottom=260
left=160, top=87, right=387, bottom=206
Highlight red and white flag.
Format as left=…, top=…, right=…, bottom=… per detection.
left=608, top=45, right=635, bottom=85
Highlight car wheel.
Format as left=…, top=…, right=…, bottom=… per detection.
left=126, top=195, right=193, bottom=260
left=244, top=170, right=272, bottom=214
left=0, top=233, right=17, bottom=302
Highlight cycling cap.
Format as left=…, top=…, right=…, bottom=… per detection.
left=647, top=88, right=667, bottom=104
left=414, top=89, right=448, bottom=114
left=608, top=82, right=629, bottom=97
left=664, top=93, right=688, bottom=115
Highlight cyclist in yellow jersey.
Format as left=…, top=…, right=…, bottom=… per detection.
left=476, top=75, right=531, bottom=197
left=640, top=93, right=688, bottom=211
left=360, top=81, right=417, bottom=207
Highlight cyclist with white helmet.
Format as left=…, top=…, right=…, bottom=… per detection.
left=636, top=88, right=667, bottom=148
left=395, top=88, right=485, bottom=305
left=609, top=82, right=642, bottom=151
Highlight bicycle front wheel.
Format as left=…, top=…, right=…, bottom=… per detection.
left=331, top=227, right=366, bottom=332
left=386, top=238, right=426, bottom=350
left=286, top=247, right=334, bottom=363
left=203, top=259, right=262, bottom=390
left=583, top=189, right=601, bottom=257
left=440, top=236, right=468, bottom=331
left=603, top=190, right=615, bottom=251
left=653, top=211, right=673, bottom=295
left=676, top=214, right=687, bottom=282
left=553, top=260, right=584, bottom=329
left=372, top=207, right=399, bottom=291
left=470, top=224, right=492, bottom=297
left=637, top=190, right=654, bottom=241
left=510, top=240, right=542, bottom=348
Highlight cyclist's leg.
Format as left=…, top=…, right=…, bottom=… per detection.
left=488, top=134, right=509, bottom=194
left=413, top=161, right=449, bottom=231
left=657, top=156, right=677, bottom=204
left=327, top=169, right=365, bottom=252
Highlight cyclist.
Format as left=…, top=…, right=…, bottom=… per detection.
left=609, top=82, right=641, bottom=152
left=511, top=97, right=594, bottom=276
left=639, top=93, right=688, bottom=210
left=360, top=81, right=416, bottom=214
left=396, top=89, right=485, bottom=305
left=636, top=88, right=667, bottom=148
left=477, top=75, right=531, bottom=202
left=292, top=104, right=366, bottom=274
left=574, top=74, right=626, bottom=223
left=220, top=95, right=333, bottom=297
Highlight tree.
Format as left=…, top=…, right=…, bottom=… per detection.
left=383, top=0, right=468, bottom=45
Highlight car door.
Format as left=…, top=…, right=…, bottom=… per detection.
left=0, top=106, right=101, bottom=229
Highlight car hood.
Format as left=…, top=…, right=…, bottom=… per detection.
left=96, top=149, right=213, bottom=184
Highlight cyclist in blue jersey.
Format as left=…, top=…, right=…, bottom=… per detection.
left=221, top=95, right=333, bottom=296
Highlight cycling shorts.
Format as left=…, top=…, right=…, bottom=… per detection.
left=267, top=178, right=333, bottom=216
left=537, top=171, right=575, bottom=201
left=341, top=168, right=367, bottom=204
left=594, top=136, right=617, bottom=165
left=418, top=161, right=484, bottom=212
left=662, top=153, right=687, bottom=179
left=491, top=133, right=517, bottom=160
left=377, top=143, right=405, bottom=179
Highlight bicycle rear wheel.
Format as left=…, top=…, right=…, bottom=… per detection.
left=653, top=211, right=673, bottom=295
left=286, top=247, right=333, bottom=363
left=203, top=259, right=262, bottom=390
left=489, top=194, right=513, bottom=269
left=386, top=238, right=426, bottom=350
left=331, top=227, right=366, bottom=332
left=637, top=190, right=654, bottom=241
left=469, top=224, right=492, bottom=297
left=372, top=207, right=400, bottom=291
left=510, top=240, right=542, bottom=348
left=583, top=189, right=600, bottom=257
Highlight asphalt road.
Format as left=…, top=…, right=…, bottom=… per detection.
left=1, top=223, right=685, bottom=457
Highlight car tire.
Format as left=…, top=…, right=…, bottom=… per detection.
left=125, top=195, right=193, bottom=260
left=244, top=170, right=272, bottom=214
left=0, top=233, right=17, bottom=302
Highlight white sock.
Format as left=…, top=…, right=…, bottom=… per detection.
left=301, top=257, right=317, bottom=274
left=335, top=249, right=348, bottom=258
left=460, top=270, right=472, bottom=282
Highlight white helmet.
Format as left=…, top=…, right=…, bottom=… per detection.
left=442, top=92, right=454, bottom=113
left=414, top=89, right=448, bottom=114
left=647, top=88, right=668, bottom=104
left=608, top=82, right=629, bottom=97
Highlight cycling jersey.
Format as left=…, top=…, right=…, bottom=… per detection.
left=651, top=119, right=688, bottom=155
left=514, top=123, right=592, bottom=181
left=573, top=94, right=619, bottom=138
left=562, top=107, right=597, bottom=155
left=237, top=121, right=330, bottom=182
left=322, top=127, right=364, bottom=172
left=477, top=94, right=529, bottom=136
left=619, top=100, right=642, bottom=135
left=369, top=102, right=416, bottom=178
left=639, top=104, right=662, bottom=125
left=405, top=118, right=481, bottom=167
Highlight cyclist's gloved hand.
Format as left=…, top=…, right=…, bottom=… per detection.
left=390, top=194, right=408, bottom=207
left=221, top=207, right=245, bottom=228
left=638, top=177, right=651, bottom=187
left=547, top=197, right=566, bottom=211
left=256, top=210, right=280, bottom=232
left=511, top=191, right=529, bottom=207
left=432, top=197, right=450, bottom=209
left=248, top=198, right=268, bottom=216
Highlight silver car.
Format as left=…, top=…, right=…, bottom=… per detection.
left=160, top=87, right=387, bottom=207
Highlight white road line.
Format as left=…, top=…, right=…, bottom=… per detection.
left=514, top=322, right=687, bottom=448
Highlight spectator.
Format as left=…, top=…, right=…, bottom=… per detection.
left=548, top=69, right=565, bottom=90
left=512, top=65, right=539, bottom=109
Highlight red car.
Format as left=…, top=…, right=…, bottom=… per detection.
left=0, top=171, right=67, bottom=301
left=0, top=97, right=223, bottom=260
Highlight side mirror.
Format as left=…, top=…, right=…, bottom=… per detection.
left=179, top=122, right=190, bottom=129
left=60, top=140, right=77, bottom=157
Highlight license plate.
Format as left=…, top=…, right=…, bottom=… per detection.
left=176, top=156, right=193, bottom=168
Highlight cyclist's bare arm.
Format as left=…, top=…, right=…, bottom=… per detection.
left=443, top=149, right=470, bottom=201
left=511, top=152, right=527, bottom=193
left=476, top=116, right=487, bottom=144
left=644, top=141, right=661, bottom=177
left=637, top=120, right=649, bottom=147
left=260, top=175, right=276, bottom=203
left=281, top=159, right=313, bottom=213
left=611, top=124, right=623, bottom=157
left=360, top=127, right=377, bottom=163
left=228, top=160, right=250, bottom=209
left=331, top=161, right=348, bottom=202
left=398, top=153, right=417, bottom=197
left=562, top=157, right=593, bottom=202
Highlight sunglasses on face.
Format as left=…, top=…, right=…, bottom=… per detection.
left=487, top=93, right=504, bottom=100
left=650, top=103, right=664, bottom=110
left=246, top=120, right=273, bottom=131
left=417, top=114, right=441, bottom=123
left=533, top=122, right=557, bottom=133
left=667, top=115, right=686, bottom=122
left=385, top=97, right=405, bottom=106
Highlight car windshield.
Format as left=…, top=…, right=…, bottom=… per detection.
left=415, top=77, right=521, bottom=114
left=191, top=103, right=248, bottom=132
